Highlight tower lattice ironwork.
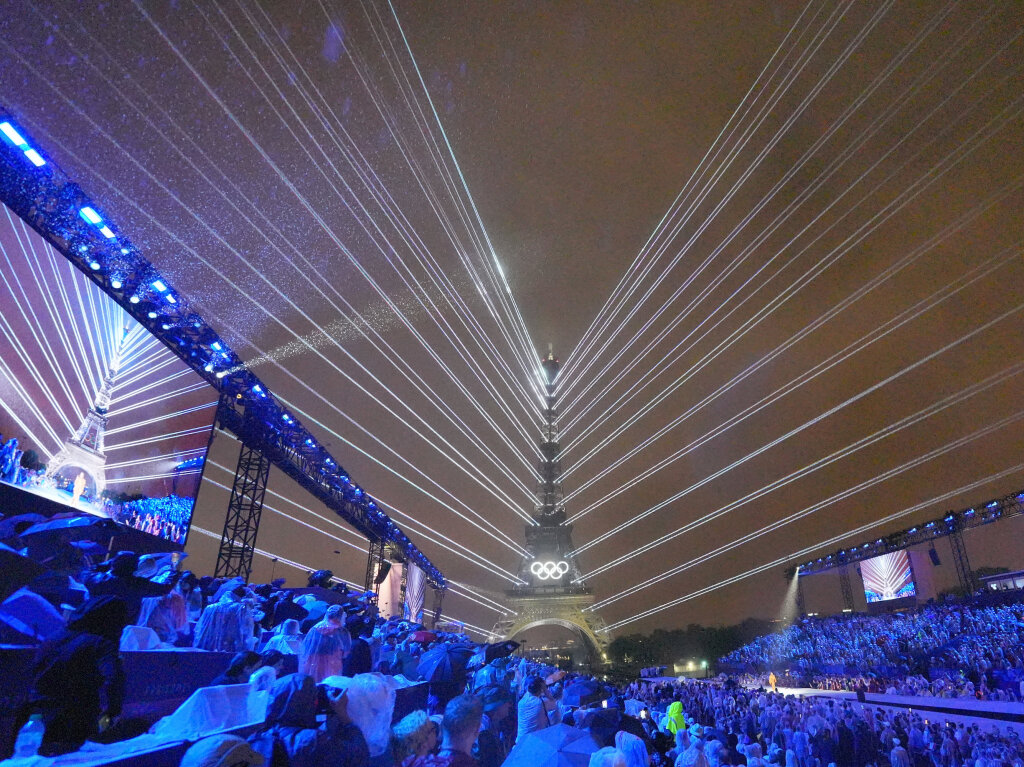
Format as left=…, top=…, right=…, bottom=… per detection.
left=45, top=327, right=130, bottom=498
left=492, top=350, right=609, bottom=660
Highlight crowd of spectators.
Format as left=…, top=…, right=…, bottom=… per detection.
left=114, top=495, right=195, bottom=545
left=626, top=678, right=1024, bottom=767
left=4, top=504, right=1024, bottom=767
left=720, top=602, right=1024, bottom=702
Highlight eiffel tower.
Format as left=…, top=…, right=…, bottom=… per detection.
left=492, top=350, right=609, bottom=661
left=45, top=327, right=129, bottom=499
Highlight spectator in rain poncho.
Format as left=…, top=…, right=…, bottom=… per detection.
left=590, top=747, right=628, bottom=767
left=891, top=738, right=911, bottom=767
left=248, top=673, right=369, bottom=767
left=263, top=618, right=304, bottom=655
left=193, top=584, right=255, bottom=653
left=299, top=605, right=351, bottom=683
left=84, top=551, right=170, bottom=624
left=676, top=725, right=710, bottom=767
left=325, top=673, right=396, bottom=760
left=137, top=589, right=188, bottom=644
left=616, top=731, right=651, bottom=767
left=22, top=596, right=129, bottom=755
left=661, top=701, right=687, bottom=735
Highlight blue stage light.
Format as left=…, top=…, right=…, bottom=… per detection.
left=99, top=225, right=115, bottom=239
left=0, top=122, right=47, bottom=166
left=0, top=122, right=27, bottom=146
left=166, top=294, right=176, bottom=304
left=152, top=280, right=167, bottom=292
left=79, top=207, right=103, bottom=225
left=986, top=501, right=999, bottom=508
left=110, top=279, right=123, bottom=289
left=148, top=311, right=158, bottom=319
left=129, top=296, right=140, bottom=304
left=211, top=341, right=222, bottom=351
left=120, top=248, right=129, bottom=255
left=89, top=261, right=100, bottom=270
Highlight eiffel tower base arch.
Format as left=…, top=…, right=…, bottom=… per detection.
left=493, top=592, right=610, bottom=664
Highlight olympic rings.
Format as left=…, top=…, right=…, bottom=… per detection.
left=530, top=560, right=569, bottom=580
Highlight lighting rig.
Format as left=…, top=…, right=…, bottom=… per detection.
left=793, top=488, right=1024, bottom=592
left=0, top=111, right=445, bottom=591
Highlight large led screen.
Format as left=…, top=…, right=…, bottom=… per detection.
left=861, top=550, right=917, bottom=603
left=0, top=203, right=217, bottom=544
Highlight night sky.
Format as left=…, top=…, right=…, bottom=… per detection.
left=2, top=1, right=1023, bottom=641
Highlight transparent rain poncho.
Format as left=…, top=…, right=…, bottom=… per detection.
left=137, top=589, right=188, bottom=643
left=298, top=608, right=351, bottom=682
left=340, top=673, right=396, bottom=757
left=193, top=597, right=254, bottom=653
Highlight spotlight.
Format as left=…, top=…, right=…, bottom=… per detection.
left=152, top=280, right=167, bottom=292
left=148, top=311, right=158, bottom=319
left=0, top=122, right=26, bottom=145
left=110, top=279, right=122, bottom=289
left=0, top=121, right=46, bottom=166
left=89, top=261, right=100, bottom=270
left=211, top=342, right=222, bottom=351
left=129, top=296, right=140, bottom=304
left=79, top=207, right=103, bottom=224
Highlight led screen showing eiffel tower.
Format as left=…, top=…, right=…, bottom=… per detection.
left=0, top=202, right=218, bottom=544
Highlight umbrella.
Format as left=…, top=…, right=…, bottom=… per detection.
left=384, top=649, right=419, bottom=678
left=503, top=724, right=600, bottom=767
left=0, top=587, right=65, bottom=641
left=27, top=572, right=90, bottom=610
left=20, top=514, right=116, bottom=539
left=213, top=576, right=246, bottom=602
left=71, top=539, right=108, bottom=558
left=545, top=669, right=567, bottom=685
left=0, top=542, right=46, bottom=601
left=468, top=646, right=489, bottom=671
left=0, top=512, right=49, bottom=540
left=415, top=643, right=475, bottom=683
left=562, top=679, right=606, bottom=708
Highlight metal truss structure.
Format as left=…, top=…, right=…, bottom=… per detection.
left=795, top=489, right=1023, bottom=587
left=0, top=109, right=445, bottom=590
left=214, top=439, right=272, bottom=581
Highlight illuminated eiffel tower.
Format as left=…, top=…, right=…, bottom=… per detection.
left=45, top=327, right=129, bottom=498
left=492, top=349, right=609, bottom=661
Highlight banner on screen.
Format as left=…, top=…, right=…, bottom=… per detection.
left=861, top=550, right=917, bottom=603
left=0, top=202, right=217, bottom=544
